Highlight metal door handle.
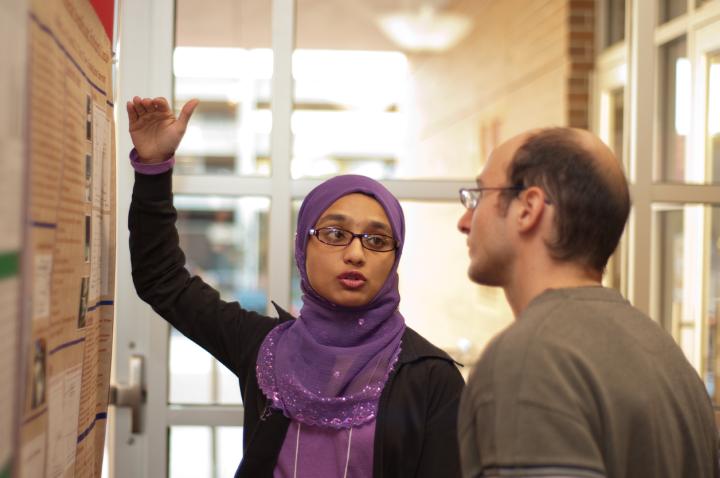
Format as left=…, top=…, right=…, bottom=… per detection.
left=110, top=354, right=146, bottom=434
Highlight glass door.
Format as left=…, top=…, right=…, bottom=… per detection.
left=110, top=0, right=517, bottom=476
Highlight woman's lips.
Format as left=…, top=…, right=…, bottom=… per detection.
left=337, top=271, right=367, bottom=289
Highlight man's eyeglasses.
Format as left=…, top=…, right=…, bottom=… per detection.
left=309, top=227, right=398, bottom=252
left=459, top=186, right=526, bottom=210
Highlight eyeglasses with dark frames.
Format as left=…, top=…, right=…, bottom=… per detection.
left=308, top=227, right=398, bottom=252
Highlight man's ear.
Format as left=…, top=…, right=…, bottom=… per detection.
left=516, top=186, right=548, bottom=233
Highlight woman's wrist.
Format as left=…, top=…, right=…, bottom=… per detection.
left=130, top=148, right=175, bottom=175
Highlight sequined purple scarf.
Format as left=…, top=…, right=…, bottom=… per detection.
left=256, top=175, right=406, bottom=429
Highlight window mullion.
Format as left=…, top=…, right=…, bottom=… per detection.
left=289, top=179, right=473, bottom=202
left=651, top=184, right=720, bottom=203
left=267, top=0, right=296, bottom=312
left=172, top=176, right=273, bottom=196
left=627, top=0, right=657, bottom=315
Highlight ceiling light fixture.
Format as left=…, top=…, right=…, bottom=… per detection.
left=377, top=5, right=472, bottom=53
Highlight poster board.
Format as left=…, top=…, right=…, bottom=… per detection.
left=16, top=0, right=117, bottom=476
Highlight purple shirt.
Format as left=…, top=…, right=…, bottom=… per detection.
left=129, top=148, right=174, bottom=174
left=274, top=420, right=376, bottom=478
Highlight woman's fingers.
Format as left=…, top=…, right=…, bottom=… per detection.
left=132, top=96, right=148, bottom=115
left=152, top=97, right=170, bottom=112
left=128, top=96, right=178, bottom=129
left=141, top=97, right=154, bottom=113
left=126, top=101, right=139, bottom=122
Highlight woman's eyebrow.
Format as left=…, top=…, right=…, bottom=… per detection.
left=316, top=214, right=350, bottom=227
left=316, top=215, right=391, bottom=234
left=367, top=221, right=392, bottom=234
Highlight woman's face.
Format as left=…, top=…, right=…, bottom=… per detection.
left=305, top=193, right=396, bottom=307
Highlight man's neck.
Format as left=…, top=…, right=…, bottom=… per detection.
left=504, top=262, right=602, bottom=318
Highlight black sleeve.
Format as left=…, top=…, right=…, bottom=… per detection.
left=416, top=360, right=466, bottom=478
left=128, top=170, right=275, bottom=379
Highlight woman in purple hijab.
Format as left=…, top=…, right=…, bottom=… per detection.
left=127, top=96, right=464, bottom=477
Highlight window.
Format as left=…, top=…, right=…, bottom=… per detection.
left=706, top=52, right=720, bottom=183
left=595, top=0, right=720, bottom=383
left=173, top=0, right=272, bottom=176
left=168, top=196, right=269, bottom=406
left=655, top=207, right=687, bottom=338
left=169, top=426, right=243, bottom=478
left=659, top=0, right=686, bottom=24
left=290, top=50, right=408, bottom=179
left=658, top=36, right=689, bottom=182
left=603, top=87, right=628, bottom=294
left=605, top=0, right=626, bottom=47
left=704, top=207, right=720, bottom=404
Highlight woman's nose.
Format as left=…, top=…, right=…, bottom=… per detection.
left=342, top=236, right=366, bottom=265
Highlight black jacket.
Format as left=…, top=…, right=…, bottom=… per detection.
left=129, top=170, right=465, bottom=477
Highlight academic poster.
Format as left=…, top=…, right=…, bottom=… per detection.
left=18, top=0, right=116, bottom=476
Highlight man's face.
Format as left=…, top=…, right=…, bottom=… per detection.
left=458, top=135, right=528, bottom=286
left=306, top=193, right=396, bottom=307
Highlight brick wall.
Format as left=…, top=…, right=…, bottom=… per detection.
left=568, top=0, right=595, bottom=129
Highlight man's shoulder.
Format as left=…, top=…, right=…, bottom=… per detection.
left=464, top=322, right=529, bottom=399
left=523, top=286, right=635, bottom=321
left=471, top=293, right=569, bottom=365
left=514, top=287, right=654, bottom=346
left=466, top=288, right=642, bottom=390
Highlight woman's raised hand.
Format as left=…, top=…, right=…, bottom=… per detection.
left=126, top=96, right=199, bottom=164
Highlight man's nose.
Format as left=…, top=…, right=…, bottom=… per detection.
left=458, top=208, right=472, bottom=235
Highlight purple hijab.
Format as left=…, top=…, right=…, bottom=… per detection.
left=256, top=175, right=406, bottom=429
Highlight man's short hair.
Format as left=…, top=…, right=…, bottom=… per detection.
left=502, top=128, right=631, bottom=272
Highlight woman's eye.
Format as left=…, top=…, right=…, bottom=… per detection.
left=323, top=228, right=349, bottom=242
left=366, top=235, right=389, bottom=249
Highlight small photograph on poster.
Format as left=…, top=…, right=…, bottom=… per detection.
left=31, top=339, right=46, bottom=409
left=84, top=154, right=92, bottom=202
left=84, top=215, right=91, bottom=262
left=32, top=254, right=52, bottom=322
left=78, top=276, right=89, bottom=328
left=86, top=95, right=92, bottom=141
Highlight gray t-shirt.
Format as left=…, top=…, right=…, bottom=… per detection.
left=459, top=287, right=719, bottom=478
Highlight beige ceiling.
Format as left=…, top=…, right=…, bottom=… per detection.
left=175, top=0, right=465, bottom=50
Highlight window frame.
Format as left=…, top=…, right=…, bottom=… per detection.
left=595, top=0, right=720, bottom=373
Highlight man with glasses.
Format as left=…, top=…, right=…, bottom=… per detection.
left=456, top=127, right=719, bottom=478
